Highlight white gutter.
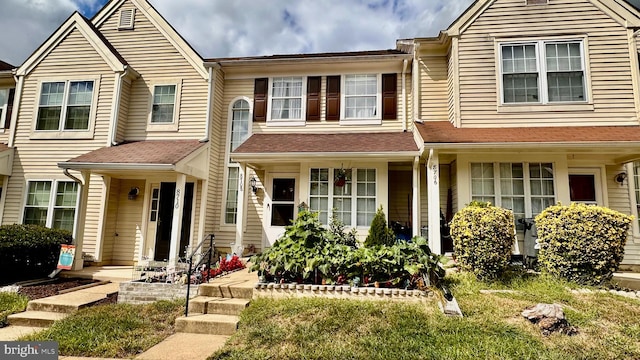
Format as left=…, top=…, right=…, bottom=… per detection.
left=207, top=54, right=413, bottom=67
left=200, top=64, right=219, bottom=143
left=424, top=141, right=640, bottom=149
left=108, top=68, right=127, bottom=146
left=8, top=74, right=24, bottom=148
left=231, top=151, right=420, bottom=162
left=402, top=59, right=408, bottom=132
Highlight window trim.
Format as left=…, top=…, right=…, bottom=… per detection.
left=147, top=79, right=182, bottom=132
left=266, top=76, right=307, bottom=127
left=308, top=167, right=378, bottom=228
left=30, top=77, right=100, bottom=140
left=0, top=87, right=12, bottom=132
left=21, top=179, right=80, bottom=237
left=340, top=73, right=383, bottom=125
left=627, top=162, right=640, bottom=239
left=221, top=96, right=253, bottom=227
left=496, top=36, right=592, bottom=110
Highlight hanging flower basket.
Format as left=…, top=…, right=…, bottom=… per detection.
left=334, top=168, right=347, bottom=187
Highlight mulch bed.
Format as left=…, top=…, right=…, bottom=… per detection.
left=17, top=278, right=99, bottom=301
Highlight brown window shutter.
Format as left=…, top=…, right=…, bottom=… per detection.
left=306, top=76, right=321, bottom=121
left=382, top=74, right=397, bottom=120
left=4, top=88, right=15, bottom=129
left=253, top=78, right=268, bottom=122
left=326, top=75, right=340, bottom=121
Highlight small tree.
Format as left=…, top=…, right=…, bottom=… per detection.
left=328, top=211, right=357, bottom=248
left=450, top=201, right=515, bottom=279
left=364, top=206, right=396, bottom=247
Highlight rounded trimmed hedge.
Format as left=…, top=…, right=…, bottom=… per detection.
left=535, top=203, right=632, bottom=285
left=450, top=201, right=516, bottom=279
left=0, top=224, right=73, bottom=284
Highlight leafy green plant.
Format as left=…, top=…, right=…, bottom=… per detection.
left=364, top=206, right=395, bottom=247
left=450, top=201, right=515, bottom=279
left=328, top=211, right=357, bottom=248
left=0, top=292, right=28, bottom=327
left=535, top=203, right=632, bottom=285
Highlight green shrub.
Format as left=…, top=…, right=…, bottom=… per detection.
left=450, top=201, right=515, bottom=279
left=0, top=292, right=28, bottom=327
left=328, top=212, right=358, bottom=248
left=364, top=206, right=395, bottom=247
left=535, top=203, right=632, bottom=285
left=0, top=224, right=73, bottom=284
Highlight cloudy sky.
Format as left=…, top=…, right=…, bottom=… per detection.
left=0, top=0, right=474, bottom=66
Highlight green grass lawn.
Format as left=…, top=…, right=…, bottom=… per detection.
left=22, top=300, right=184, bottom=358
left=210, top=273, right=640, bottom=360
left=0, top=292, right=28, bottom=327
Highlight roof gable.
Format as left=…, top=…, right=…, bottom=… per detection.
left=447, top=0, right=640, bottom=36
left=16, top=12, right=126, bottom=77
left=92, top=0, right=207, bottom=79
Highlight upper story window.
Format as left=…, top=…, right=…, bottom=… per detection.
left=0, top=87, right=15, bottom=129
left=36, top=81, right=94, bottom=131
left=344, top=74, right=377, bottom=119
left=269, top=77, right=304, bottom=123
left=500, top=40, right=586, bottom=104
left=231, top=99, right=250, bottom=152
left=151, top=85, right=176, bottom=123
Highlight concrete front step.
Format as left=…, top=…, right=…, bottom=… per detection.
left=175, top=313, right=239, bottom=335
left=197, top=284, right=253, bottom=299
left=7, top=311, right=68, bottom=327
left=189, top=296, right=250, bottom=316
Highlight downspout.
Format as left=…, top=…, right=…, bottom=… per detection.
left=412, top=42, right=421, bottom=123
left=200, top=64, right=219, bottom=143
left=8, top=74, right=24, bottom=148
left=402, top=59, right=408, bottom=132
left=109, top=67, right=128, bottom=146
left=63, top=168, right=83, bottom=184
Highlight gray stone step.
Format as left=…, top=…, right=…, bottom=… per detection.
left=189, top=296, right=250, bottom=316
left=7, top=311, right=68, bottom=327
left=197, top=284, right=253, bottom=299
left=175, top=314, right=239, bottom=335
left=26, top=292, right=108, bottom=314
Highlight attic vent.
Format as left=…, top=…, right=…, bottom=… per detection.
left=118, top=9, right=135, bottom=30
left=526, top=0, right=548, bottom=4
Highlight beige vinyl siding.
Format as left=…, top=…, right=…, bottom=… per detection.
left=116, top=77, right=132, bottom=143
left=419, top=163, right=450, bottom=230
left=419, top=56, right=449, bottom=121
left=420, top=166, right=428, bottom=229
left=245, top=168, right=264, bottom=251
left=2, top=28, right=115, bottom=262
left=110, top=179, right=145, bottom=264
left=101, top=178, right=120, bottom=262
left=605, top=164, right=640, bottom=265
left=97, top=0, right=208, bottom=140
left=447, top=48, right=457, bottom=126
left=458, top=0, right=637, bottom=127
left=388, top=170, right=412, bottom=225
left=204, top=69, right=225, bottom=240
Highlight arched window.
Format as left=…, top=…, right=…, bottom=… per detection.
left=230, top=99, right=250, bottom=152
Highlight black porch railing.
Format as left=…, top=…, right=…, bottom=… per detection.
left=184, top=233, right=215, bottom=317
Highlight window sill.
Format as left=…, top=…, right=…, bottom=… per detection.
left=147, top=123, right=179, bottom=132
left=266, top=120, right=306, bottom=127
left=30, top=131, right=94, bottom=140
left=339, top=118, right=382, bottom=126
left=497, top=103, right=594, bottom=113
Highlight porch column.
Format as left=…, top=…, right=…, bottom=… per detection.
left=412, top=156, right=421, bottom=238
left=234, top=164, right=247, bottom=253
left=427, top=149, right=442, bottom=254
left=168, top=173, right=187, bottom=266
left=72, top=171, right=91, bottom=270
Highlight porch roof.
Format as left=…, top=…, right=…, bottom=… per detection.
left=416, top=121, right=640, bottom=146
left=58, top=140, right=207, bottom=177
left=231, top=132, right=420, bottom=161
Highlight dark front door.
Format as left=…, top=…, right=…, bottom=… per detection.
left=154, top=182, right=195, bottom=261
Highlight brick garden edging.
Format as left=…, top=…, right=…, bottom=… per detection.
left=118, top=281, right=200, bottom=304
left=253, top=283, right=436, bottom=302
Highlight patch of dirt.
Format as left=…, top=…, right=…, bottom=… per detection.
left=17, top=278, right=98, bottom=300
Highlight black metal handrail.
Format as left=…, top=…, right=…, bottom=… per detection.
left=185, top=233, right=215, bottom=317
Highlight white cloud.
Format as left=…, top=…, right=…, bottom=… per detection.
left=0, top=0, right=475, bottom=65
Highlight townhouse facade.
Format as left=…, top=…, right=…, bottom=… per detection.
left=1, top=0, right=640, bottom=270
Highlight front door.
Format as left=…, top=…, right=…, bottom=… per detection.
left=153, top=182, right=195, bottom=261
left=264, top=176, right=297, bottom=247
left=569, top=168, right=603, bottom=205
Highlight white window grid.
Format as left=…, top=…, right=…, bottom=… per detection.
left=36, top=80, right=94, bottom=131
left=270, top=77, right=303, bottom=121
left=151, top=85, right=177, bottom=123
left=0, top=88, right=9, bottom=126
left=230, top=99, right=250, bottom=152
left=225, top=166, right=241, bottom=224
left=499, top=40, right=586, bottom=104
left=344, top=74, right=378, bottom=119
left=23, top=180, right=79, bottom=234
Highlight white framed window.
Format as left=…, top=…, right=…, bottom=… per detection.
left=23, top=180, right=79, bottom=233
left=471, top=162, right=555, bottom=229
left=309, top=168, right=376, bottom=227
left=147, top=81, right=181, bottom=131
left=500, top=39, right=587, bottom=104
left=631, top=162, right=640, bottom=236
left=0, top=88, right=13, bottom=129
left=35, top=80, right=95, bottom=131
left=224, top=98, right=252, bottom=225
left=267, top=76, right=304, bottom=125
left=341, top=74, right=382, bottom=124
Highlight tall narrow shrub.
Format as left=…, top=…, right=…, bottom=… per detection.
left=364, top=206, right=395, bottom=247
